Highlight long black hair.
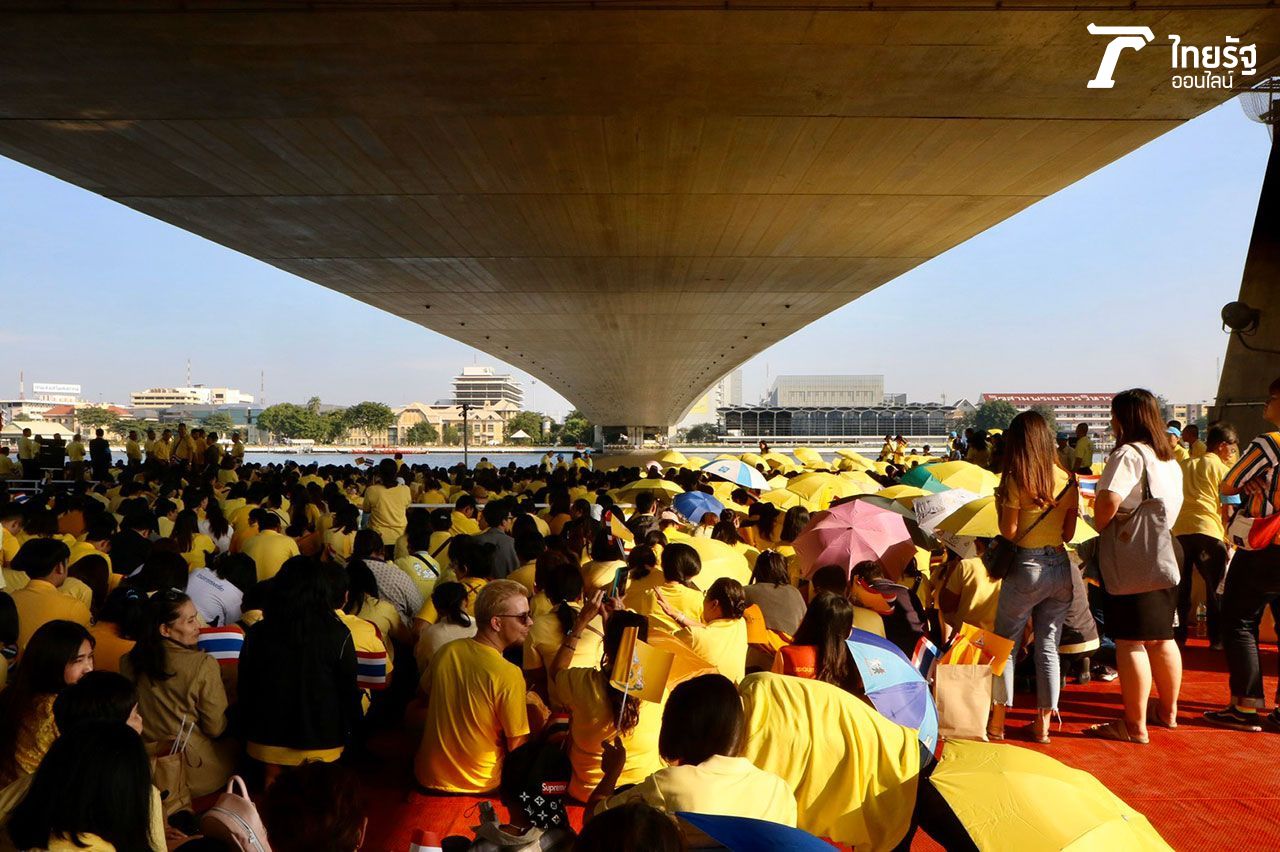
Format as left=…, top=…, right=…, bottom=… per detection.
left=791, top=592, right=859, bottom=694
left=0, top=620, right=94, bottom=782
left=540, top=552, right=584, bottom=636
left=125, top=590, right=191, bottom=682
left=344, top=558, right=382, bottom=615
left=9, top=721, right=153, bottom=852
left=261, top=556, right=341, bottom=647
left=661, top=542, right=701, bottom=589
left=600, top=611, right=647, bottom=737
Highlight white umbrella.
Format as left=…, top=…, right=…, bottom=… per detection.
left=509, top=429, right=531, bottom=440
left=699, top=458, right=770, bottom=490
left=912, top=489, right=982, bottom=533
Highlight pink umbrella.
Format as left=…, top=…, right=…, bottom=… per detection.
left=794, top=500, right=918, bottom=581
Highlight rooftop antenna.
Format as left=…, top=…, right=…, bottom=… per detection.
left=18, top=370, right=24, bottom=400
left=186, top=358, right=192, bottom=387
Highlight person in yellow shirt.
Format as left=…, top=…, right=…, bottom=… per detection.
left=9, top=539, right=92, bottom=653
left=124, top=430, right=143, bottom=469
left=1172, top=423, right=1236, bottom=649
left=66, top=434, right=86, bottom=482
left=450, top=495, right=482, bottom=536
left=17, top=429, right=40, bottom=481
left=241, top=511, right=301, bottom=582
left=935, top=547, right=1001, bottom=638
left=523, top=553, right=603, bottom=708
left=628, top=542, right=705, bottom=633
left=658, top=577, right=750, bottom=683
left=1167, top=423, right=1189, bottom=462
left=0, top=447, right=18, bottom=481
left=172, top=510, right=217, bottom=572
left=170, top=424, right=195, bottom=468
left=1183, top=424, right=1207, bottom=459
left=588, top=673, right=797, bottom=846
left=230, top=431, right=245, bottom=462
left=363, top=460, right=412, bottom=546
left=1071, top=423, right=1094, bottom=474
left=550, top=605, right=662, bottom=802
left=1, top=505, right=24, bottom=570
left=415, top=580, right=532, bottom=793
left=152, top=429, right=173, bottom=465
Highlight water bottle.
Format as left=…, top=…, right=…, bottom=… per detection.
left=1195, top=603, right=1208, bottom=639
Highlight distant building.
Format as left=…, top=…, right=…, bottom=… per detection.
left=677, top=370, right=743, bottom=430
left=766, top=375, right=885, bottom=408
left=883, top=393, right=907, bottom=406
left=452, top=367, right=523, bottom=408
left=1167, top=401, right=1212, bottom=429
left=0, top=381, right=83, bottom=427
left=979, top=393, right=1113, bottom=438
left=42, top=404, right=130, bottom=433
left=719, top=402, right=961, bottom=442
left=394, top=401, right=512, bottom=446
left=129, top=386, right=254, bottom=407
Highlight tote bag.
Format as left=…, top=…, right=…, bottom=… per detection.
left=1098, top=448, right=1179, bottom=596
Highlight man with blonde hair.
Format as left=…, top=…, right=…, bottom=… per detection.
left=415, top=579, right=532, bottom=793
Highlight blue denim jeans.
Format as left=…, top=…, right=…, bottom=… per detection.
left=992, top=545, right=1073, bottom=710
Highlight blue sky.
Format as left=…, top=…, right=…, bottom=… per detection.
left=0, top=99, right=1268, bottom=419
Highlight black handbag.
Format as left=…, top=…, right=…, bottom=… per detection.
left=982, top=479, right=1075, bottom=580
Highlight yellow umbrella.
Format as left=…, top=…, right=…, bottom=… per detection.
left=875, top=484, right=932, bottom=510
left=715, top=453, right=739, bottom=461
left=758, top=489, right=806, bottom=510
left=916, top=461, right=1000, bottom=496
left=932, top=496, right=998, bottom=537
left=664, top=530, right=752, bottom=586
left=1070, top=517, right=1099, bottom=546
left=655, top=449, right=688, bottom=467
left=683, top=455, right=711, bottom=469
left=793, top=447, right=826, bottom=468
left=931, top=740, right=1171, bottom=851
left=834, top=448, right=876, bottom=469
left=870, top=461, right=893, bottom=476
left=1090, top=461, right=1105, bottom=475
left=837, top=470, right=881, bottom=491
left=706, top=481, right=751, bottom=515
left=618, top=478, right=682, bottom=496
left=786, top=472, right=867, bottom=511
left=739, top=452, right=766, bottom=467
left=766, top=474, right=791, bottom=490
left=763, top=451, right=799, bottom=472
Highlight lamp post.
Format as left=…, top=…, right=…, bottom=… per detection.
left=462, top=403, right=471, bottom=468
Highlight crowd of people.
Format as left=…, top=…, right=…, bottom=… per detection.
left=0, top=381, right=1274, bottom=851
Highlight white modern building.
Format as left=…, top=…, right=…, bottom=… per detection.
left=980, top=393, right=1113, bottom=438
left=130, top=386, right=254, bottom=407
left=766, top=375, right=885, bottom=408
left=452, top=366, right=523, bottom=408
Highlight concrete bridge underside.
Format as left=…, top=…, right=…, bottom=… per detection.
left=1, top=2, right=1278, bottom=430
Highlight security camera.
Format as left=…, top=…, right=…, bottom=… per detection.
left=1222, top=301, right=1261, bottom=334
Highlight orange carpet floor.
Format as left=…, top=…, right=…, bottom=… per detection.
left=357, top=640, right=1280, bottom=852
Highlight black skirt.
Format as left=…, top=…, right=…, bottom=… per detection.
left=1103, top=585, right=1178, bottom=641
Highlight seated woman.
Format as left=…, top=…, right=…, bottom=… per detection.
left=7, top=721, right=154, bottom=852
left=89, top=586, right=147, bottom=673
left=523, top=550, right=602, bottom=709
left=550, top=606, right=663, bottom=802
left=711, top=519, right=760, bottom=571
left=743, top=551, right=806, bottom=672
left=580, top=528, right=627, bottom=594
left=850, top=561, right=926, bottom=657
left=239, top=556, right=360, bottom=784
left=772, top=592, right=863, bottom=697
left=627, top=543, right=705, bottom=634
left=171, top=509, right=217, bottom=572
left=657, top=578, right=749, bottom=683
left=0, top=620, right=95, bottom=785
left=588, top=673, right=796, bottom=847
left=413, top=582, right=476, bottom=672
left=121, top=590, right=236, bottom=797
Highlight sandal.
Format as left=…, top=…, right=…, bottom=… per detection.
left=1016, top=721, right=1050, bottom=745
left=986, top=704, right=1006, bottom=741
left=1083, top=720, right=1148, bottom=744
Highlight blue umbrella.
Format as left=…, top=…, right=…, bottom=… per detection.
left=699, top=458, right=770, bottom=490
left=846, top=628, right=939, bottom=756
left=673, top=491, right=725, bottom=524
left=676, top=813, right=836, bottom=851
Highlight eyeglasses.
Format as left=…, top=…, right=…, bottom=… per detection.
left=494, top=612, right=534, bottom=624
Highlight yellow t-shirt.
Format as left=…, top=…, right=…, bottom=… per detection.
left=1173, top=453, right=1229, bottom=540
left=325, top=528, right=356, bottom=565
left=522, top=611, right=603, bottom=708
left=67, top=441, right=85, bottom=461
left=1073, top=436, right=1094, bottom=471
left=1000, top=467, right=1075, bottom=550
left=557, top=667, right=665, bottom=801
left=242, top=530, right=301, bottom=582
left=1189, top=439, right=1207, bottom=460
left=581, top=559, right=627, bottom=594
left=678, top=618, right=748, bottom=683
left=940, top=557, right=1001, bottom=633
left=450, top=511, right=481, bottom=537
left=364, top=483, right=413, bottom=545
left=12, top=579, right=91, bottom=652
left=125, top=439, right=142, bottom=461
left=507, top=561, right=537, bottom=594
left=631, top=581, right=704, bottom=634
left=415, top=639, right=530, bottom=793
left=181, top=533, right=218, bottom=571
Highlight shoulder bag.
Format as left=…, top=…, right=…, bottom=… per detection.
left=1098, top=448, right=1180, bottom=595
left=982, top=479, right=1074, bottom=581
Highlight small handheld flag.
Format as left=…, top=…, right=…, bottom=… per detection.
left=609, top=626, right=674, bottom=706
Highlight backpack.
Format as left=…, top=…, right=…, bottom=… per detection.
left=200, top=776, right=272, bottom=852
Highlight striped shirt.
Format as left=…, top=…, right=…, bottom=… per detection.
left=1221, top=432, right=1280, bottom=518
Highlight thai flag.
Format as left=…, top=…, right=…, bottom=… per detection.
left=1077, top=475, right=1099, bottom=499
left=911, top=636, right=940, bottom=680
left=357, top=650, right=389, bottom=691
left=197, top=626, right=244, bottom=664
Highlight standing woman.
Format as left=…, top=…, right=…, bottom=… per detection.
left=988, top=410, right=1078, bottom=744
left=363, top=459, right=413, bottom=548
left=1085, top=389, right=1184, bottom=744
left=121, top=590, right=236, bottom=796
